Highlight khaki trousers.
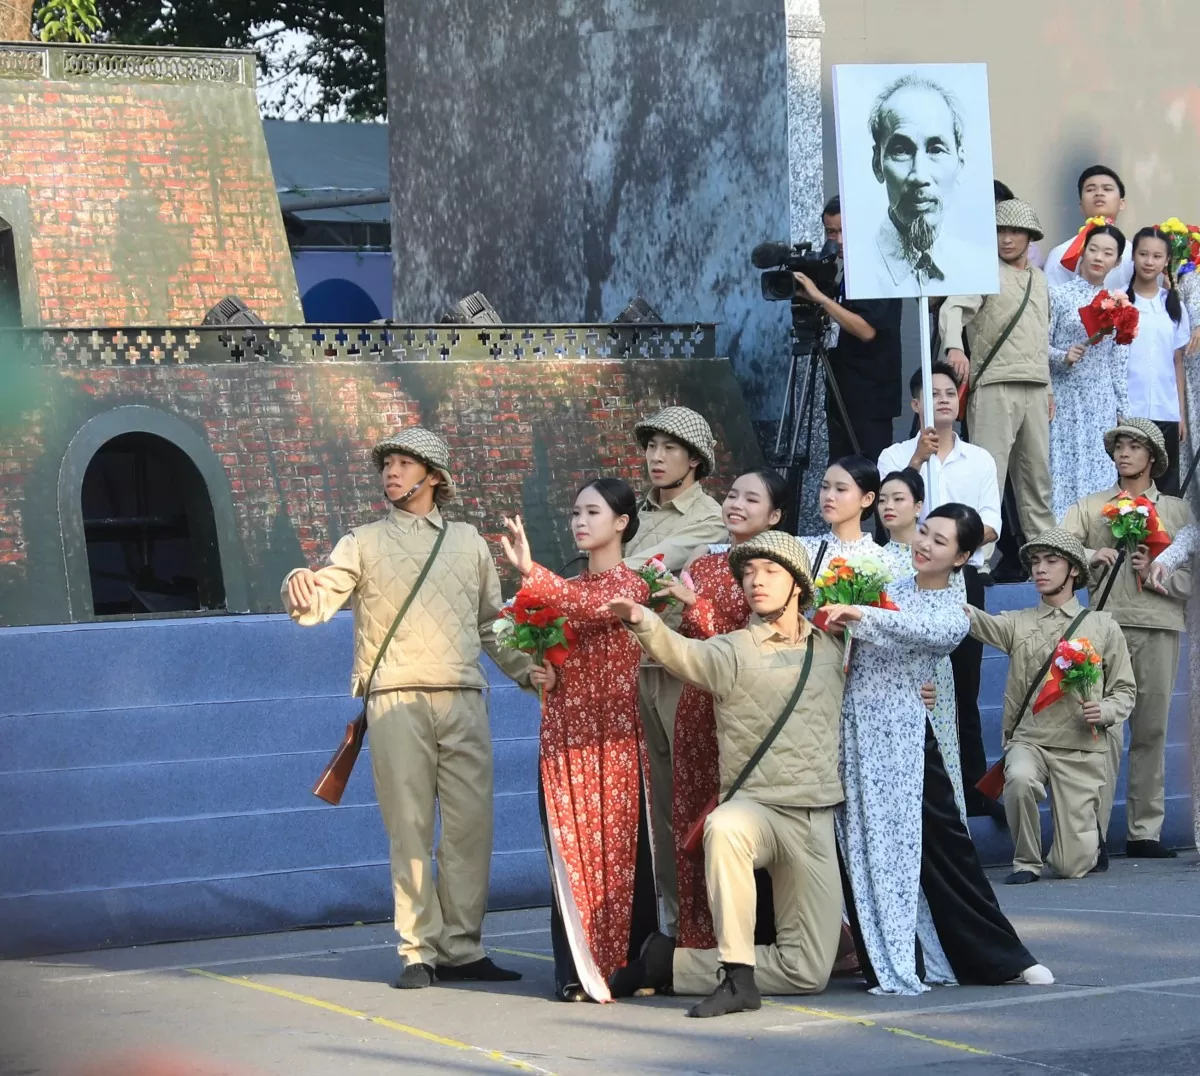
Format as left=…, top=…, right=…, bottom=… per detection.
left=1004, top=741, right=1106, bottom=877
left=966, top=381, right=1055, bottom=562
left=673, top=798, right=842, bottom=996
left=366, top=688, right=493, bottom=968
left=638, top=666, right=684, bottom=934
left=1101, top=628, right=1181, bottom=842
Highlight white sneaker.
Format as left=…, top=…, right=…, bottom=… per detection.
left=1016, top=964, right=1054, bottom=985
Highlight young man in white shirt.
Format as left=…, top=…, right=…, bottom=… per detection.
left=1043, top=166, right=1134, bottom=290
left=878, top=361, right=1003, bottom=818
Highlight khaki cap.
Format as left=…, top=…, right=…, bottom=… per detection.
left=1020, top=527, right=1091, bottom=590
left=1104, top=418, right=1169, bottom=480
left=728, top=530, right=814, bottom=610
left=633, top=406, right=717, bottom=479
left=370, top=426, right=456, bottom=506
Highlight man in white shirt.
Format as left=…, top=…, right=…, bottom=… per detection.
left=1043, top=166, right=1134, bottom=290
left=878, top=361, right=1003, bottom=818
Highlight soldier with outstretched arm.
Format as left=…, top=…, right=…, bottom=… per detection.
left=602, top=531, right=847, bottom=1018
left=282, top=427, right=544, bottom=990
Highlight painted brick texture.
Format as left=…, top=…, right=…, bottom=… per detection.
left=0, top=358, right=762, bottom=625
left=0, top=79, right=301, bottom=326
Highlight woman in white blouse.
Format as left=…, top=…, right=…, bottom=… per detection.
left=1127, top=226, right=1193, bottom=494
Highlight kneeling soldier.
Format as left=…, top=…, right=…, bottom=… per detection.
left=966, top=530, right=1135, bottom=883
left=602, top=531, right=846, bottom=1017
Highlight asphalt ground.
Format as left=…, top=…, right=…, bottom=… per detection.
left=3, top=853, right=1199, bottom=1076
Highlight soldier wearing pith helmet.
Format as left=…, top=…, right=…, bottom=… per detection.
left=603, top=530, right=848, bottom=1017
left=623, top=405, right=726, bottom=937
left=282, top=426, right=536, bottom=989
left=1062, top=417, right=1194, bottom=857
left=938, top=198, right=1056, bottom=576
left=966, top=528, right=1135, bottom=883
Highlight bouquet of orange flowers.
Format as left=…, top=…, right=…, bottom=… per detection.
left=1033, top=636, right=1103, bottom=738
left=1079, top=290, right=1139, bottom=346
left=1100, top=494, right=1171, bottom=590
left=811, top=553, right=898, bottom=672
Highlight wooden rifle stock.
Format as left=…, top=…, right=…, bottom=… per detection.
left=312, top=710, right=367, bottom=805
left=308, top=524, right=447, bottom=806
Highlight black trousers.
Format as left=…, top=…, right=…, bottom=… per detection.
left=827, top=401, right=895, bottom=466
left=953, top=566, right=990, bottom=816
left=1153, top=420, right=1181, bottom=496
left=541, top=774, right=659, bottom=996
left=842, top=720, right=1036, bottom=988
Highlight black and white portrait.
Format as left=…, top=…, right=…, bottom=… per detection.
left=833, top=63, right=1000, bottom=301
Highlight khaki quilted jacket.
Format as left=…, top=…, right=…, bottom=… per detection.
left=283, top=507, right=532, bottom=695
left=1062, top=484, right=1194, bottom=632
left=623, top=481, right=726, bottom=573
left=628, top=610, right=846, bottom=807
left=967, top=599, right=1135, bottom=752
left=938, top=261, right=1050, bottom=389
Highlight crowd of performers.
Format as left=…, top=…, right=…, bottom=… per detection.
left=282, top=404, right=1194, bottom=1018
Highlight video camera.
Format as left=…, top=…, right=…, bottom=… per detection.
left=752, top=240, right=841, bottom=303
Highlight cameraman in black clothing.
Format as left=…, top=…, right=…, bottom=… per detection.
left=794, top=196, right=904, bottom=463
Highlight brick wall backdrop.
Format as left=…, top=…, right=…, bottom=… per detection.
left=0, top=357, right=763, bottom=625
left=0, top=50, right=302, bottom=327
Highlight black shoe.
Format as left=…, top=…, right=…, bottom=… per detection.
left=609, top=932, right=676, bottom=998
left=392, top=963, right=435, bottom=989
left=687, top=963, right=761, bottom=1018
left=557, top=983, right=587, bottom=1002
left=1003, top=870, right=1039, bottom=885
left=977, top=569, right=995, bottom=588
left=1090, top=829, right=1110, bottom=873
left=1125, top=839, right=1178, bottom=859
left=435, top=956, right=522, bottom=982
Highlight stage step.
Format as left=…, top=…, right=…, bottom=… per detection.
left=0, top=582, right=1191, bottom=956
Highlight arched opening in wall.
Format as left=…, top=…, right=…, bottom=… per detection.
left=0, top=218, right=21, bottom=327
left=301, top=277, right=382, bottom=323
left=81, top=432, right=227, bottom=615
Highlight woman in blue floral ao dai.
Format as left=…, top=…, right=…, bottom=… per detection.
left=822, top=504, right=1052, bottom=995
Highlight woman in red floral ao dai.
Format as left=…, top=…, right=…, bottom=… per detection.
left=501, top=480, right=654, bottom=1003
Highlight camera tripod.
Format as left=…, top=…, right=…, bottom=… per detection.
left=768, top=303, right=861, bottom=535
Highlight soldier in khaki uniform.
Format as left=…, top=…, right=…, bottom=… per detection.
left=603, top=531, right=846, bottom=1018
left=282, top=428, right=535, bottom=989
left=966, top=530, right=1136, bottom=884
left=939, top=199, right=1056, bottom=568
left=1061, top=419, right=1194, bottom=857
left=622, top=406, right=726, bottom=933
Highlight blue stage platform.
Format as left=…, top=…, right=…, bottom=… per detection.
left=0, top=586, right=1192, bottom=957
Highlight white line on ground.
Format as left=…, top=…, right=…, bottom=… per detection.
left=1019, top=905, right=1200, bottom=920
left=39, top=926, right=552, bottom=983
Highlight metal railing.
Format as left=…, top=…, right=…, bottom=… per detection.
left=1, top=322, right=720, bottom=366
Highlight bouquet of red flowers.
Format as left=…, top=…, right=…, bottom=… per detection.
left=635, top=553, right=679, bottom=612
left=495, top=592, right=578, bottom=702
left=1100, top=494, right=1171, bottom=590
left=1033, top=636, right=1103, bottom=738
left=1079, top=290, right=1139, bottom=346
left=811, top=554, right=898, bottom=672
